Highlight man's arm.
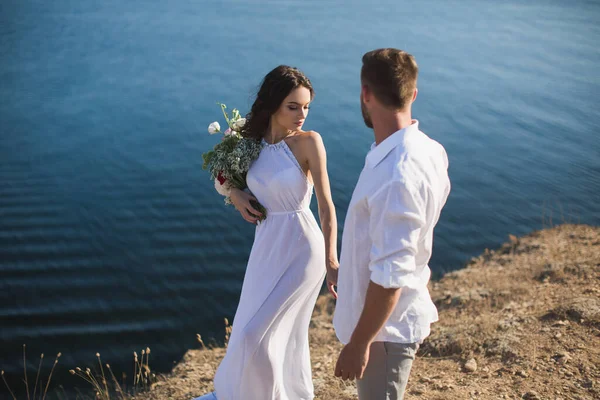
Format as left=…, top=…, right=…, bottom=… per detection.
left=335, top=179, right=428, bottom=381
left=349, top=281, right=401, bottom=346
left=334, top=281, right=401, bottom=380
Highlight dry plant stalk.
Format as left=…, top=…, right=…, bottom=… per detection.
left=70, top=347, right=155, bottom=399
left=1, top=345, right=61, bottom=400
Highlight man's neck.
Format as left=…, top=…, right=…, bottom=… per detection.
left=372, top=112, right=413, bottom=145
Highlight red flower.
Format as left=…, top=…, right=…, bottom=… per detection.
left=217, top=171, right=227, bottom=185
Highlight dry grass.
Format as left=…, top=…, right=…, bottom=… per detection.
left=1, top=345, right=62, bottom=400
left=67, top=348, right=156, bottom=399
left=406, top=224, right=600, bottom=399
left=1, top=346, right=157, bottom=400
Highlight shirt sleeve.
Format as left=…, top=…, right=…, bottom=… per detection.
left=368, top=179, right=428, bottom=289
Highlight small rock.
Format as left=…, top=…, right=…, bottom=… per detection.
left=555, top=352, right=571, bottom=364
left=523, top=391, right=541, bottom=400
left=517, top=370, right=529, bottom=378
left=410, top=386, right=425, bottom=395
left=464, top=358, right=478, bottom=373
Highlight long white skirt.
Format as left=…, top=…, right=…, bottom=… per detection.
left=212, top=209, right=326, bottom=400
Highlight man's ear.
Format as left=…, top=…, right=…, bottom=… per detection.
left=361, top=84, right=371, bottom=103
left=412, top=88, right=418, bottom=103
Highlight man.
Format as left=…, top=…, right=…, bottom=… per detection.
left=333, top=48, right=451, bottom=399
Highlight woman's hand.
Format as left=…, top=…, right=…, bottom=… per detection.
left=300, top=130, right=340, bottom=299
left=230, top=188, right=262, bottom=224
left=326, top=259, right=339, bottom=299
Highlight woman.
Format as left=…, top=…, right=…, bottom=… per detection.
left=196, top=65, right=339, bottom=400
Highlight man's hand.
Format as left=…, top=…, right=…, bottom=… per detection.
left=334, top=340, right=370, bottom=381
left=334, top=282, right=402, bottom=380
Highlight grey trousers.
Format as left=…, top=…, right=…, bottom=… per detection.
left=356, top=341, right=419, bottom=400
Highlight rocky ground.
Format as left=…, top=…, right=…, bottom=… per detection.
left=143, top=224, right=599, bottom=400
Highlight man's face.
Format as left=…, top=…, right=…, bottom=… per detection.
left=360, top=91, right=373, bottom=129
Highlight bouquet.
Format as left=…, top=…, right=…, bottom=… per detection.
left=202, top=103, right=267, bottom=221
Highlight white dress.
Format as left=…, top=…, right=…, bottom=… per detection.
left=212, top=139, right=326, bottom=400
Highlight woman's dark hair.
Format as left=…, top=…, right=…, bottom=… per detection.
left=242, top=65, right=314, bottom=140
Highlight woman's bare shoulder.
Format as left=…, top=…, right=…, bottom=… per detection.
left=290, top=130, right=323, bottom=147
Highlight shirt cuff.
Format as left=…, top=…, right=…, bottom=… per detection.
left=369, top=257, right=420, bottom=289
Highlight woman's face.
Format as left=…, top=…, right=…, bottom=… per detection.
left=271, top=86, right=312, bottom=132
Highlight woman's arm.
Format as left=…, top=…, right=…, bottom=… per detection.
left=230, top=187, right=262, bottom=224
left=303, top=131, right=339, bottom=297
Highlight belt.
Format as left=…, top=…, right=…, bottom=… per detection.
left=267, top=208, right=309, bottom=216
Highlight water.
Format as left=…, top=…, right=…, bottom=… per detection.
left=1, top=0, right=599, bottom=396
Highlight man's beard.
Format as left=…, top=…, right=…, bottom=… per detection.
left=361, top=96, right=373, bottom=128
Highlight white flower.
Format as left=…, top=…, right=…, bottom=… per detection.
left=234, top=118, right=246, bottom=130
left=214, top=178, right=231, bottom=197
left=208, top=122, right=221, bottom=135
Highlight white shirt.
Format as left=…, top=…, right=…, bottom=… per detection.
left=333, top=120, right=450, bottom=345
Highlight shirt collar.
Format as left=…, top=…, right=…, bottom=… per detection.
left=366, top=120, right=419, bottom=168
